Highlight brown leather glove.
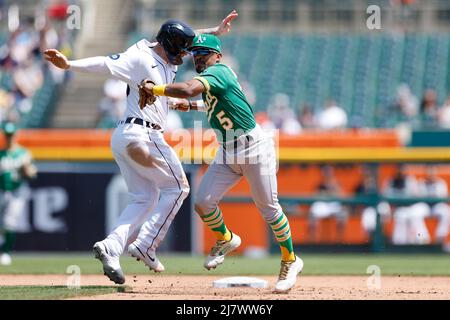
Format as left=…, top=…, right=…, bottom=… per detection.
left=138, top=79, right=156, bottom=109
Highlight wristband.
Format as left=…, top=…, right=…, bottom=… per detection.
left=196, top=100, right=206, bottom=112
left=187, top=100, right=192, bottom=112
left=152, top=85, right=167, bottom=96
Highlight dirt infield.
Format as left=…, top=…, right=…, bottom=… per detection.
left=1, top=274, right=449, bottom=300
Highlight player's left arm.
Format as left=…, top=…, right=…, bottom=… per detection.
left=195, top=10, right=238, bottom=36
left=143, top=79, right=205, bottom=99
left=21, top=157, right=37, bottom=180
left=140, top=78, right=206, bottom=111
left=17, top=150, right=37, bottom=180
left=22, top=163, right=37, bottom=180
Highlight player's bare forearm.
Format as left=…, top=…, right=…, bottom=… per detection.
left=195, top=10, right=238, bottom=36
left=163, top=80, right=205, bottom=98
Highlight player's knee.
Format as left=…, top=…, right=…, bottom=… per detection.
left=126, top=142, right=158, bottom=168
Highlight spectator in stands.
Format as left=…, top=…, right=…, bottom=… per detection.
left=0, top=89, right=15, bottom=123
left=0, top=8, right=75, bottom=126
left=438, top=94, right=450, bottom=129
left=40, top=21, right=69, bottom=84
left=417, top=89, right=439, bottom=129
left=411, top=166, right=450, bottom=244
left=267, top=93, right=301, bottom=135
left=381, top=84, right=418, bottom=128
left=382, top=165, right=430, bottom=244
left=254, top=111, right=275, bottom=131
left=396, top=84, right=419, bottom=119
left=308, top=165, right=348, bottom=242
left=47, top=0, right=69, bottom=21
left=298, top=103, right=316, bottom=129
left=317, top=99, right=348, bottom=130
left=13, top=56, right=44, bottom=113
left=354, top=170, right=391, bottom=237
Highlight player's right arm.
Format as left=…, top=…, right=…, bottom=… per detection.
left=43, top=49, right=109, bottom=73
left=168, top=97, right=206, bottom=112
left=43, top=48, right=140, bottom=87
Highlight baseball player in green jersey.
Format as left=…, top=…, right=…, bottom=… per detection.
left=0, top=122, right=37, bottom=265
left=139, top=34, right=303, bottom=293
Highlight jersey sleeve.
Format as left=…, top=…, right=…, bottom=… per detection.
left=194, top=65, right=228, bottom=95
left=104, top=44, right=142, bottom=87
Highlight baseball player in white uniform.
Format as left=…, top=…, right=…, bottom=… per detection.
left=43, top=11, right=238, bottom=284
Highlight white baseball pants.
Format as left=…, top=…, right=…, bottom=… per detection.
left=195, top=125, right=282, bottom=222
left=103, top=122, right=189, bottom=257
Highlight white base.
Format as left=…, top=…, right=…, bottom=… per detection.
left=213, top=277, right=268, bottom=289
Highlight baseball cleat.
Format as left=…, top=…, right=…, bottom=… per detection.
left=93, top=241, right=125, bottom=284
left=127, top=243, right=165, bottom=273
left=204, top=232, right=241, bottom=270
left=274, top=256, right=303, bottom=293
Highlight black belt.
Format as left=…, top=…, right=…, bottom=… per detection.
left=124, top=117, right=162, bottom=131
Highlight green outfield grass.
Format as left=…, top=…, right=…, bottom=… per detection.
left=0, top=253, right=449, bottom=276
left=0, top=286, right=127, bottom=300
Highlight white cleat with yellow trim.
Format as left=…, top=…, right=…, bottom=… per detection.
left=204, top=232, right=241, bottom=270
left=274, top=256, right=304, bottom=293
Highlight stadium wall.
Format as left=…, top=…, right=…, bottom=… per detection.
left=3, top=129, right=450, bottom=253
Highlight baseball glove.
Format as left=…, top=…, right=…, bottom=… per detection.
left=138, top=79, right=156, bottom=109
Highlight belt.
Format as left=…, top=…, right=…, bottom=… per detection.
left=121, top=117, right=162, bottom=131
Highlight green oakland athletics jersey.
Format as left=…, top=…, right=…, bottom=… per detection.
left=195, top=63, right=256, bottom=142
left=0, top=146, right=31, bottom=191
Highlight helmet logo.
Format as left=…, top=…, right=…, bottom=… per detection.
left=196, top=36, right=206, bottom=44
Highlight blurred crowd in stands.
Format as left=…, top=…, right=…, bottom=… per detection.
left=300, top=164, right=450, bottom=246
left=256, top=94, right=349, bottom=134
left=0, top=0, right=76, bottom=126
left=254, top=84, right=450, bottom=135
left=96, top=41, right=450, bottom=134
left=389, top=85, right=450, bottom=130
